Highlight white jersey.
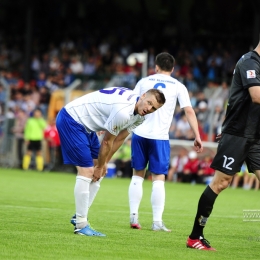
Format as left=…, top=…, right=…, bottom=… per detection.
left=65, top=87, right=145, bottom=136
left=133, top=74, right=191, bottom=140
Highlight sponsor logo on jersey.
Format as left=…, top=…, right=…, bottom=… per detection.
left=246, top=70, right=256, bottom=78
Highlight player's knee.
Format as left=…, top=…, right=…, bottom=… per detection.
left=212, top=178, right=230, bottom=193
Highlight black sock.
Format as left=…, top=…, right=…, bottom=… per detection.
left=189, top=185, right=218, bottom=239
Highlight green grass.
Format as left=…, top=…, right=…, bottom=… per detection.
left=0, top=168, right=259, bottom=260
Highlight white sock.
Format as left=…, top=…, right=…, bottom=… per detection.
left=74, top=176, right=92, bottom=229
left=151, top=180, right=165, bottom=222
left=89, top=177, right=103, bottom=208
left=129, top=176, right=144, bottom=217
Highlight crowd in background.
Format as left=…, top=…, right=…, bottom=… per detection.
left=0, top=34, right=234, bottom=138
left=0, top=36, right=258, bottom=190
left=1, top=28, right=257, bottom=188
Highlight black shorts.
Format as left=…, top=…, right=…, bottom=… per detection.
left=211, top=133, right=260, bottom=175
left=27, top=140, right=42, bottom=151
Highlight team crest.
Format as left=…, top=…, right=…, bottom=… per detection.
left=246, top=70, right=256, bottom=78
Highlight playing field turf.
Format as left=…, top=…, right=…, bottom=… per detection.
left=0, top=168, right=259, bottom=260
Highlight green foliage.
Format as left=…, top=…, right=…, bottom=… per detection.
left=0, top=168, right=259, bottom=260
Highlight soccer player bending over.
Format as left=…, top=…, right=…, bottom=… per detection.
left=56, top=87, right=165, bottom=236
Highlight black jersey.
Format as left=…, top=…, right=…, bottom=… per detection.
left=222, top=51, right=260, bottom=138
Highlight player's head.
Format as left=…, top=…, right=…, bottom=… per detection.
left=32, top=108, right=43, bottom=118
left=155, top=52, right=175, bottom=73
left=136, top=89, right=165, bottom=116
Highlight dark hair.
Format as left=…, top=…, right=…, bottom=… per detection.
left=146, top=89, right=166, bottom=105
left=155, top=52, right=175, bottom=72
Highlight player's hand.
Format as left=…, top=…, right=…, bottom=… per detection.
left=215, top=133, right=222, bottom=142
left=194, top=137, right=203, bottom=153
left=93, top=166, right=103, bottom=182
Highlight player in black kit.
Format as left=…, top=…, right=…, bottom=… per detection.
left=186, top=39, right=260, bottom=251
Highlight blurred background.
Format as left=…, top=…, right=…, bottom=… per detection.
left=0, top=0, right=259, bottom=184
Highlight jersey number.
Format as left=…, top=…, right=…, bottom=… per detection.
left=153, top=83, right=166, bottom=89
left=99, top=87, right=130, bottom=95
left=222, top=155, right=234, bottom=170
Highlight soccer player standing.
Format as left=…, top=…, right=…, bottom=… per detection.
left=56, top=87, right=165, bottom=236
left=186, top=40, right=260, bottom=250
left=129, top=52, right=203, bottom=231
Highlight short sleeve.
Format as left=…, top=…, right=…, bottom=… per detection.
left=177, top=84, right=192, bottom=108
left=104, top=110, right=130, bottom=136
left=126, top=116, right=145, bottom=133
left=240, top=58, right=260, bottom=88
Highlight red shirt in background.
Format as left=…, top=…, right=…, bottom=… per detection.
left=44, top=125, right=60, bottom=147
left=183, top=158, right=200, bottom=174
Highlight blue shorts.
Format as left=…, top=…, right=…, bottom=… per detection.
left=56, top=108, right=100, bottom=167
left=131, top=133, right=170, bottom=175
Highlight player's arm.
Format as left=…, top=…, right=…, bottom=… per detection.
left=183, top=106, right=203, bottom=153
left=106, top=129, right=130, bottom=163
left=93, top=131, right=117, bottom=181
left=249, top=86, right=260, bottom=104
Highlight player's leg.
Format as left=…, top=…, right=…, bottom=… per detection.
left=56, top=108, right=105, bottom=236
left=22, top=141, right=33, bottom=170
left=74, top=165, right=93, bottom=229
left=35, top=141, right=44, bottom=171
left=88, top=133, right=102, bottom=209
left=187, top=170, right=232, bottom=250
left=73, top=166, right=104, bottom=236
left=71, top=135, right=102, bottom=226
left=148, top=139, right=171, bottom=232
left=129, top=133, right=147, bottom=229
left=187, top=133, right=246, bottom=250
left=129, top=169, right=146, bottom=229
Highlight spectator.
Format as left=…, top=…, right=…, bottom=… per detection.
left=167, top=148, right=189, bottom=182
left=49, top=56, right=61, bottom=72
left=183, top=151, right=200, bottom=183
left=111, top=138, right=132, bottom=178
left=11, top=108, right=28, bottom=168
left=83, top=56, right=97, bottom=76
left=0, top=84, right=6, bottom=112
left=197, top=154, right=215, bottom=184
left=21, top=93, right=36, bottom=116
left=246, top=173, right=260, bottom=191
left=44, top=118, right=61, bottom=171
left=231, top=163, right=250, bottom=189
left=38, top=87, right=51, bottom=119
left=22, top=108, right=47, bottom=171
left=174, top=112, right=194, bottom=140
left=36, top=72, right=47, bottom=89
left=196, top=101, right=209, bottom=132
left=69, top=56, right=84, bottom=74
left=63, top=68, right=75, bottom=86
left=183, top=71, right=199, bottom=93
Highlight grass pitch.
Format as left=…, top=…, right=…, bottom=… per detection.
left=0, top=168, right=259, bottom=260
